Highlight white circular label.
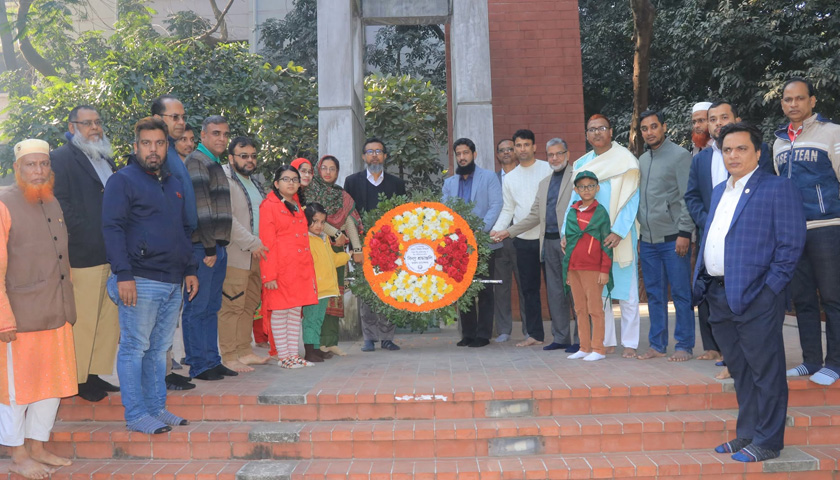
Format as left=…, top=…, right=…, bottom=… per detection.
left=403, top=243, right=436, bottom=274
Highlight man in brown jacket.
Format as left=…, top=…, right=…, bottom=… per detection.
left=219, top=136, right=269, bottom=371
left=0, top=139, right=77, bottom=479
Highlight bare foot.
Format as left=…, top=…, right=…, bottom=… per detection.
left=516, top=337, right=544, bottom=347
left=224, top=360, right=254, bottom=373
left=238, top=354, right=270, bottom=365
left=27, top=442, right=72, bottom=467
left=696, top=350, right=722, bottom=361
left=605, top=346, right=616, bottom=354
left=715, top=367, right=731, bottom=380
left=636, top=349, right=667, bottom=360
left=325, top=345, right=347, bottom=356
left=668, top=350, right=692, bottom=362
left=622, top=348, right=637, bottom=359
left=10, top=446, right=52, bottom=479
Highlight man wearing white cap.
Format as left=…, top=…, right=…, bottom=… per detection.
left=691, top=102, right=715, bottom=155
left=0, top=139, right=77, bottom=479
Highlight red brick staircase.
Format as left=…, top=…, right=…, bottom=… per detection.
left=3, top=372, right=840, bottom=480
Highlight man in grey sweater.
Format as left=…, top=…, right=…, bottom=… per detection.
left=635, top=110, right=696, bottom=362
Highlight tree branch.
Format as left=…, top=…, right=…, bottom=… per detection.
left=16, top=0, right=58, bottom=77
left=199, top=0, right=234, bottom=42
left=207, top=0, right=229, bottom=42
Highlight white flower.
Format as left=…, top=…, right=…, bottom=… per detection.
left=449, top=234, right=459, bottom=241
left=395, top=258, right=403, bottom=266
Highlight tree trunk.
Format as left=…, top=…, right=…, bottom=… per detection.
left=208, top=0, right=229, bottom=42
left=17, top=0, right=58, bottom=77
left=629, top=0, right=655, bottom=157
left=0, top=0, right=18, bottom=71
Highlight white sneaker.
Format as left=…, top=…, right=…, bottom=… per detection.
left=495, top=333, right=511, bottom=343
left=567, top=351, right=588, bottom=359
left=583, top=352, right=606, bottom=362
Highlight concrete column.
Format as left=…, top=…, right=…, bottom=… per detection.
left=318, top=0, right=365, bottom=186
left=450, top=0, right=495, bottom=171
left=317, top=0, right=364, bottom=340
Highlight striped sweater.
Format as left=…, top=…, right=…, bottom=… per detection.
left=185, top=147, right=232, bottom=255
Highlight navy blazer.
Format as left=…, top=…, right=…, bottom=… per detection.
left=442, top=166, right=503, bottom=250
left=692, top=169, right=806, bottom=315
left=685, top=143, right=774, bottom=236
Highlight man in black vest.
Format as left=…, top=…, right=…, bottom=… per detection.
left=344, top=137, right=406, bottom=352
left=51, top=105, right=120, bottom=402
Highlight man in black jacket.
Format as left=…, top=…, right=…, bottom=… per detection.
left=51, top=105, right=120, bottom=402
left=344, top=137, right=406, bottom=352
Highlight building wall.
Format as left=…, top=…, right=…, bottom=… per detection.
left=74, top=0, right=292, bottom=44
left=487, top=0, right=585, bottom=164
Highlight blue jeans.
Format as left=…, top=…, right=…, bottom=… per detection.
left=108, top=275, right=182, bottom=423
left=791, top=225, right=840, bottom=372
left=640, top=240, right=695, bottom=354
left=181, top=244, right=226, bottom=377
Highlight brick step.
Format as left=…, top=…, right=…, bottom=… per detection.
left=55, top=378, right=840, bottom=423
left=0, top=459, right=248, bottom=480
left=14, top=407, right=840, bottom=461
left=2, top=447, right=835, bottom=480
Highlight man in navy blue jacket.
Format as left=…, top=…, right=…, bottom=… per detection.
left=693, top=122, right=805, bottom=462
left=102, top=117, right=198, bottom=435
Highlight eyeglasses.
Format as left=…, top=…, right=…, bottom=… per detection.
left=320, top=166, right=337, bottom=173
left=235, top=153, right=257, bottom=160
left=160, top=113, right=187, bottom=122
left=547, top=151, right=568, bottom=158
left=364, top=149, right=384, bottom=156
left=298, top=168, right=313, bottom=175
left=278, top=177, right=300, bottom=184
left=576, top=184, right=598, bottom=191
left=71, top=119, right=103, bottom=128
left=497, top=147, right=514, bottom=153
left=586, top=126, right=609, bottom=134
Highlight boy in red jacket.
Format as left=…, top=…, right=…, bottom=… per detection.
left=563, top=171, right=613, bottom=361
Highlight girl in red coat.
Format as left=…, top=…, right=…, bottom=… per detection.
left=260, top=165, right=318, bottom=369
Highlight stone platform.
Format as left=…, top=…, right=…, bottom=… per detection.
left=2, top=308, right=839, bottom=479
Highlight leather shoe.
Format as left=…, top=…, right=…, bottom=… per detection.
left=564, top=344, right=580, bottom=353
left=456, top=337, right=474, bottom=347
left=361, top=340, right=375, bottom=352
left=88, top=375, right=120, bottom=392
left=211, top=364, right=239, bottom=377
left=193, top=369, right=224, bottom=381
left=543, top=342, right=570, bottom=351
left=468, top=338, right=490, bottom=348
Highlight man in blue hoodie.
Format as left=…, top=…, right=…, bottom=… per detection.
left=102, top=117, right=198, bottom=435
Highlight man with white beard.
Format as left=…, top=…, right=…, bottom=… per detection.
left=52, top=105, right=120, bottom=402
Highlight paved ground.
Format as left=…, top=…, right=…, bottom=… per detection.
left=101, top=305, right=815, bottom=399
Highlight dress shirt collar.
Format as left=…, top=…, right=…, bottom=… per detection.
left=366, top=169, right=384, bottom=186
left=726, top=165, right=759, bottom=191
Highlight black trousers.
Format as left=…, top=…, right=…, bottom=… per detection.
left=707, top=280, right=788, bottom=451
left=461, top=250, right=497, bottom=341
left=698, top=300, right=720, bottom=352
left=513, top=238, right=544, bottom=342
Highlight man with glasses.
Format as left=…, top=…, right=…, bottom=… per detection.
left=345, top=137, right=406, bottom=352
left=564, top=115, right=641, bottom=358
left=219, top=136, right=269, bottom=372
left=51, top=106, right=120, bottom=402
left=151, top=95, right=197, bottom=391
left=635, top=110, right=695, bottom=362
left=491, top=138, right=579, bottom=352
left=490, top=129, right=553, bottom=347
left=182, top=116, right=234, bottom=380
left=492, top=139, right=526, bottom=342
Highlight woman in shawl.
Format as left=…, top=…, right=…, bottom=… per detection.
left=290, top=157, right=314, bottom=206
left=305, top=155, right=364, bottom=356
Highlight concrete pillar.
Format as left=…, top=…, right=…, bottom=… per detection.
left=318, top=0, right=365, bottom=186
left=317, top=0, right=365, bottom=340
left=449, top=0, right=495, bottom=171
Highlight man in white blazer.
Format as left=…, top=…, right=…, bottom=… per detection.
left=442, top=138, right=504, bottom=347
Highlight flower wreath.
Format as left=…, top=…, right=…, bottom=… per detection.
left=350, top=189, right=492, bottom=332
